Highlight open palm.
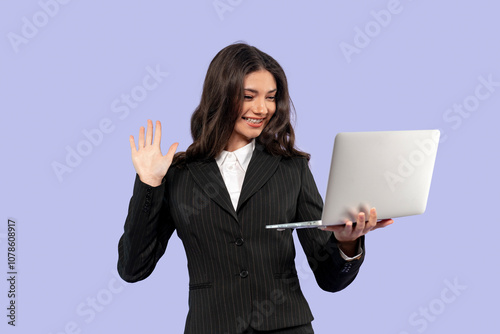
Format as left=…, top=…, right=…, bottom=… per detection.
left=129, top=119, right=178, bottom=187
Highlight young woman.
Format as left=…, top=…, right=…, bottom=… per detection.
left=117, top=43, right=393, bottom=334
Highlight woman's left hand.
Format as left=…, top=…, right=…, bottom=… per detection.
left=323, top=207, right=393, bottom=244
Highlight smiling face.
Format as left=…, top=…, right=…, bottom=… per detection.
left=225, top=70, right=277, bottom=152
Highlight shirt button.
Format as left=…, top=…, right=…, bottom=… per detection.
left=240, top=270, right=249, bottom=278
left=235, top=238, right=244, bottom=246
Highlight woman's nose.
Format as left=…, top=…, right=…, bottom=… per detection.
left=252, top=100, right=267, bottom=114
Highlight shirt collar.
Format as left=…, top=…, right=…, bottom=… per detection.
left=215, top=139, right=255, bottom=171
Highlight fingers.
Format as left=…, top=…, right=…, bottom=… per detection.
left=356, top=212, right=366, bottom=231
left=146, top=119, right=154, bottom=145
left=364, top=207, right=377, bottom=231
left=326, top=219, right=355, bottom=242
left=322, top=220, right=352, bottom=234
left=138, top=126, right=145, bottom=148
left=343, top=220, right=354, bottom=235
left=346, top=208, right=357, bottom=222
left=129, top=135, right=137, bottom=153
left=136, top=120, right=162, bottom=149
left=153, top=120, right=162, bottom=147
left=358, top=203, right=370, bottom=219
left=166, top=142, right=179, bottom=160
left=373, top=219, right=394, bottom=231
left=326, top=209, right=393, bottom=242
left=342, top=213, right=365, bottom=240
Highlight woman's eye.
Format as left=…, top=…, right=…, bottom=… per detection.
left=267, top=96, right=276, bottom=101
left=244, top=95, right=253, bottom=100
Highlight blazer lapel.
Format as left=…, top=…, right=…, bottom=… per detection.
left=187, top=159, right=238, bottom=222
left=186, top=143, right=282, bottom=222
left=237, top=143, right=282, bottom=212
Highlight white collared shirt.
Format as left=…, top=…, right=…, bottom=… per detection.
left=215, top=139, right=255, bottom=211
left=214, top=138, right=361, bottom=261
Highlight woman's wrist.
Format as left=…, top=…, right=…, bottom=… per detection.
left=138, top=174, right=163, bottom=187
left=337, top=239, right=359, bottom=258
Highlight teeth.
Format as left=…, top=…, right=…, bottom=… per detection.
left=244, top=117, right=263, bottom=124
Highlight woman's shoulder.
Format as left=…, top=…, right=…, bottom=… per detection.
left=280, top=156, right=309, bottom=173
left=170, top=151, right=190, bottom=169
left=257, top=140, right=310, bottom=161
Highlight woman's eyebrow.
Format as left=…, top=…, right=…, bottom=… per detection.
left=244, top=88, right=277, bottom=93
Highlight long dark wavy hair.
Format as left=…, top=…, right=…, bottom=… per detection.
left=173, top=42, right=309, bottom=167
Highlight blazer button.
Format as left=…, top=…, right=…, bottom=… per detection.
left=240, top=270, right=249, bottom=278
left=235, top=238, right=244, bottom=246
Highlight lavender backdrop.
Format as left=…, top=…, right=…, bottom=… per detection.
left=1, top=1, right=498, bottom=333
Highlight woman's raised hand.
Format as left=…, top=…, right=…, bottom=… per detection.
left=129, top=120, right=179, bottom=187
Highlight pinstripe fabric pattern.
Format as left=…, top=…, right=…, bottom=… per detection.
left=117, top=143, right=365, bottom=333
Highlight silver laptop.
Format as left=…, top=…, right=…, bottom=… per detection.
left=266, top=129, right=440, bottom=229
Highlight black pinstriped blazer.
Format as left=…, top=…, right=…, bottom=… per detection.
left=117, top=142, right=365, bottom=333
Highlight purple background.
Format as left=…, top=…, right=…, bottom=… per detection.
left=1, top=0, right=499, bottom=333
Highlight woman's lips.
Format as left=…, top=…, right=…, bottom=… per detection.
left=242, top=117, right=264, bottom=128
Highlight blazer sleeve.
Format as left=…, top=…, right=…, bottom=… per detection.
left=117, top=174, right=176, bottom=283
left=295, top=158, right=366, bottom=292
